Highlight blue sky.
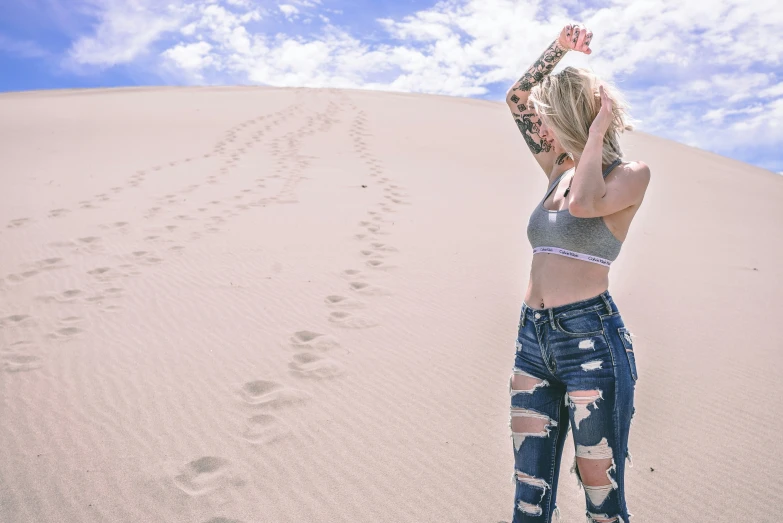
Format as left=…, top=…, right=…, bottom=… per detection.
left=1, top=0, right=781, bottom=175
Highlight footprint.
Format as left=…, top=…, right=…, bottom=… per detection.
left=48, top=208, right=70, bottom=218
left=202, top=518, right=245, bottom=523
left=288, top=330, right=340, bottom=351
left=36, top=257, right=67, bottom=271
left=2, top=343, right=41, bottom=373
left=324, top=295, right=365, bottom=310
left=0, top=314, right=34, bottom=328
left=6, top=270, right=39, bottom=283
left=366, top=259, right=395, bottom=270
left=328, top=311, right=378, bottom=329
left=349, top=281, right=392, bottom=296
left=173, top=457, right=244, bottom=496
left=289, top=353, right=345, bottom=380
left=371, top=242, right=398, bottom=252
left=49, top=241, right=77, bottom=248
left=48, top=326, right=83, bottom=339
left=241, top=414, right=291, bottom=445
left=78, top=236, right=101, bottom=244
left=7, top=218, right=31, bottom=229
left=238, top=380, right=311, bottom=409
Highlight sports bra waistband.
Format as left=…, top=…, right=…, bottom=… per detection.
left=533, top=246, right=612, bottom=267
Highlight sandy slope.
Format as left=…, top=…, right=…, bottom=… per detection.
left=1, top=86, right=782, bottom=523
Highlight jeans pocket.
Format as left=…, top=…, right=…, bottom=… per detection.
left=554, top=311, right=605, bottom=337
left=618, top=327, right=638, bottom=381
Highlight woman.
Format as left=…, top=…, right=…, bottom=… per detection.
left=505, top=23, right=650, bottom=523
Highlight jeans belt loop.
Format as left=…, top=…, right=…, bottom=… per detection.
left=520, top=305, right=526, bottom=328
left=600, top=292, right=613, bottom=315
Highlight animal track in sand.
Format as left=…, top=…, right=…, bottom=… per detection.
left=328, top=311, right=378, bottom=329
left=173, top=456, right=244, bottom=496
left=288, top=330, right=340, bottom=352
left=238, top=380, right=311, bottom=409
left=289, top=352, right=345, bottom=380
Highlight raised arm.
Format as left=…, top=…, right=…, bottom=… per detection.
left=506, top=25, right=593, bottom=177
left=505, top=37, right=570, bottom=159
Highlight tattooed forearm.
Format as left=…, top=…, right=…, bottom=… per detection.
left=506, top=39, right=568, bottom=155
left=506, top=39, right=568, bottom=101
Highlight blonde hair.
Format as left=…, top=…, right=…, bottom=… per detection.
left=527, top=66, right=637, bottom=165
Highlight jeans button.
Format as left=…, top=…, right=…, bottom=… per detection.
left=534, top=313, right=541, bottom=319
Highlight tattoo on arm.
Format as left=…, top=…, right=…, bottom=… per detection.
left=507, top=39, right=567, bottom=98
left=516, top=113, right=553, bottom=154
left=506, top=40, right=568, bottom=155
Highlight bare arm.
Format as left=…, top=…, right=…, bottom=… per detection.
left=505, top=38, right=570, bottom=158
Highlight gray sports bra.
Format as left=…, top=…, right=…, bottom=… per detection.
left=526, top=158, right=624, bottom=267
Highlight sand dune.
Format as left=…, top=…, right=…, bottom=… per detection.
left=1, top=86, right=782, bottom=522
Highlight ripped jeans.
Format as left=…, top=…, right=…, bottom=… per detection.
left=509, top=290, right=637, bottom=523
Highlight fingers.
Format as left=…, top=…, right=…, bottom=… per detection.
left=564, top=23, right=593, bottom=53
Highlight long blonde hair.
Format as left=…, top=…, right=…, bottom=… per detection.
left=527, top=66, right=637, bottom=165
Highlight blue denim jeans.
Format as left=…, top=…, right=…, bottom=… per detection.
left=509, top=290, right=637, bottom=523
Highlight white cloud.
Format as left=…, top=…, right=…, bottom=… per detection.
left=163, top=41, right=213, bottom=72
left=279, top=4, right=299, bottom=19
left=66, top=1, right=193, bottom=68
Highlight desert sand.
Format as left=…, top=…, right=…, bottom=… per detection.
left=1, top=86, right=782, bottom=522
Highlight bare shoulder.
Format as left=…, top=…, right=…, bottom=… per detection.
left=619, top=160, right=651, bottom=205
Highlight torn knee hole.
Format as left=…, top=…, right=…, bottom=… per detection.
left=509, top=408, right=557, bottom=451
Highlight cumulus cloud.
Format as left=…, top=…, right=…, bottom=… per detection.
left=65, top=1, right=194, bottom=68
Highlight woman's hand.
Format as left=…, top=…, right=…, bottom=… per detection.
left=557, top=23, right=593, bottom=54
left=589, top=84, right=613, bottom=136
